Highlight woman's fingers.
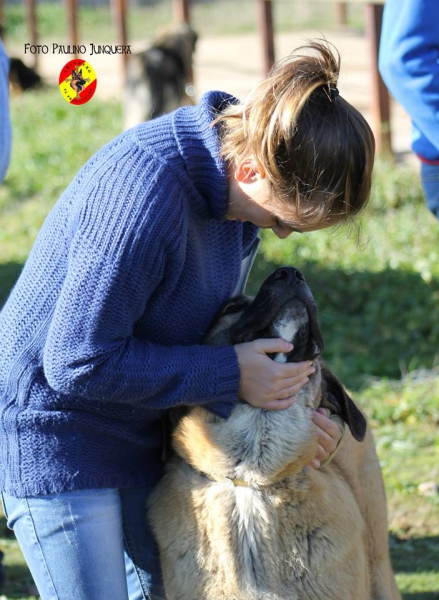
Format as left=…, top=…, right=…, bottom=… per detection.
left=310, top=409, right=345, bottom=469
left=310, top=446, right=325, bottom=469
left=252, top=338, right=295, bottom=355
left=275, top=378, right=310, bottom=400
left=261, top=396, right=298, bottom=411
left=234, top=338, right=316, bottom=410
left=312, top=410, right=343, bottom=451
left=254, top=339, right=315, bottom=377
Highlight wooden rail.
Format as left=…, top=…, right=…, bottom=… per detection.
left=173, top=0, right=190, bottom=23
left=16, top=0, right=391, bottom=155
left=257, top=0, right=391, bottom=155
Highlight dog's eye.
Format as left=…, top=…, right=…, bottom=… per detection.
left=222, top=303, right=244, bottom=316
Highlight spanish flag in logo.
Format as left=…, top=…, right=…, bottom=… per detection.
left=59, top=59, right=97, bottom=105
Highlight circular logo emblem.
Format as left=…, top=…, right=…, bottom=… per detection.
left=59, top=59, right=97, bottom=105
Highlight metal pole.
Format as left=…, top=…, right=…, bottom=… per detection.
left=257, top=0, right=275, bottom=75
left=173, top=0, right=190, bottom=24
left=65, top=0, right=79, bottom=57
left=25, top=0, right=38, bottom=69
left=110, top=0, right=128, bottom=82
left=335, top=2, right=348, bottom=27
left=365, top=3, right=392, bottom=156
left=0, top=0, right=5, bottom=36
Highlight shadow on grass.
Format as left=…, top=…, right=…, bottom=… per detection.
left=0, top=515, right=14, bottom=539
left=247, top=256, right=439, bottom=390
left=2, top=250, right=439, bottom=390
left=1, top=518, right=37, bottom=598
left=0, top=262, right=24, bottom=309
left=2, top=566, right=38, bottom=599
left=391, top=535, right=439, bottom=574
left=403, top=595, right=439, bottom=599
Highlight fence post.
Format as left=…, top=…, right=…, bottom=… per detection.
left=335, top=2, right=348, bottom=27
left=25, top=0, right=38, bottom=69
left=0, top=0, right=4, bottom=34
left=365, top=3, right=392, bottom=156
left=65, top=0, right=79, bottom=57
left=110, top=0, right=128, bottom=82
left=257, top=0, right=275, bottom=75
left=173, top=0, right=190, bottom=24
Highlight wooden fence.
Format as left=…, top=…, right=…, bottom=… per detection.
left=1, top=0, right=392, bottom=155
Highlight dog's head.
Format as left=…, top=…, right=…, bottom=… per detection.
left=205, top=266, right=366, bottom=442
left=205, top=267, right=323, bottom=362
left=171, top=267, right=366, bottom=486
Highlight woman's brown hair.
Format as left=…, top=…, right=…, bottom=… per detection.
left=215, top=41, right=375, bottom=227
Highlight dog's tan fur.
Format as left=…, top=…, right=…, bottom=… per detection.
left=148, top=277, right=400, bottom=600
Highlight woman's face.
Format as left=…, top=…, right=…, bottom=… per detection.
left=226, top=161, right=335, bottom=239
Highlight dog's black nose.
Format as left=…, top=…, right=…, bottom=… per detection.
left=293, top=268, right=305, bottom=281
left=272, top=267, right=305, bottom=283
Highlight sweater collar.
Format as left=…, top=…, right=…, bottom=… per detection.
left=172, top=91, right=239, bottom=220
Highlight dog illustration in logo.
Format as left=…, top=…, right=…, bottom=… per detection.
left=66, top=67, right=90, bottom=100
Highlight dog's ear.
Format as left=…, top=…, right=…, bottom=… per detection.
left=320, top=365, right=367, bottom=442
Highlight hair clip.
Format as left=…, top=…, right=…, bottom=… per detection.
left=322, top=84, right=339, bottom=103
left=329, top=86, right=340, bottom=101
left=313, top=83, right=340, bottom=105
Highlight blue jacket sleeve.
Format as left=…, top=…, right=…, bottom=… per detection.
left=0, top=41, right=11, bottom=182
left=43, top=148, right=239, bottom=418
left=379, top=0, right=439, bottom=161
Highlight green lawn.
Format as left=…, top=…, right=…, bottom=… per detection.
left=0, top=83, right=438, bottom=598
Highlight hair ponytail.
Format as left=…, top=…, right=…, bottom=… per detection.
left=215, top=41, right=375, bottom=226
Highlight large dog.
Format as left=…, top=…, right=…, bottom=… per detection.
left=148, top=267, right=401, bottom=600
left=124, top=23, right=198, bottom=130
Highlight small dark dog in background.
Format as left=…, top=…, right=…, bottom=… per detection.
left=8, top=57, right=42, bottom=93
left=124, top=22, right=198, bottom=129
left=1, top=26, right=42, bottom=93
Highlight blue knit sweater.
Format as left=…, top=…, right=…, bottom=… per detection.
left=0, top=91, right=259, bottom=497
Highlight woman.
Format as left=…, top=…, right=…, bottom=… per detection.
left=0, top=42, right=374, bottom=599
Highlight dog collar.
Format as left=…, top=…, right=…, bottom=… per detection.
left=200, top=470, right=255, bottom=488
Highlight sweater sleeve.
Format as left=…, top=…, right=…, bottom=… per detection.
left=0, top=41, right=11, bottom=183
left=378, top=0, right=439, bottom=156
left=43, top=147, right=239, bottom=418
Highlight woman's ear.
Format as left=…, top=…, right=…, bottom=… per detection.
left=234, top=159, right=265, bottom=183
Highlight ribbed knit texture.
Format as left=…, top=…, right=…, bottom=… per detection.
left=0, top=91, right=259, bottom=497
left=0, top=41, right=11, bottom=183
left=379, top=0, right=439, bottom=162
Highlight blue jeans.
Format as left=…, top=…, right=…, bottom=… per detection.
left=421, top=162, right=439, bottom=219
left=1, top=487, right=165, bottom=600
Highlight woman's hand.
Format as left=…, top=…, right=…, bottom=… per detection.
left=234, top=338, right=315, bottom=410
left=310, top=408, right=344, bottom=469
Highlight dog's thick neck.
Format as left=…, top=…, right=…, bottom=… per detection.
left=173, top=364, right=322, bottom=488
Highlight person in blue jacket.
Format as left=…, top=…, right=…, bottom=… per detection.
left=0, top=42, right=375, bottom=600
left=379, top=0, right=439, bottom=219
left=0, top=39, right=11, bottom=183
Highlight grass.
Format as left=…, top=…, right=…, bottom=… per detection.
left=0, top=81, right=438, bottom=598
